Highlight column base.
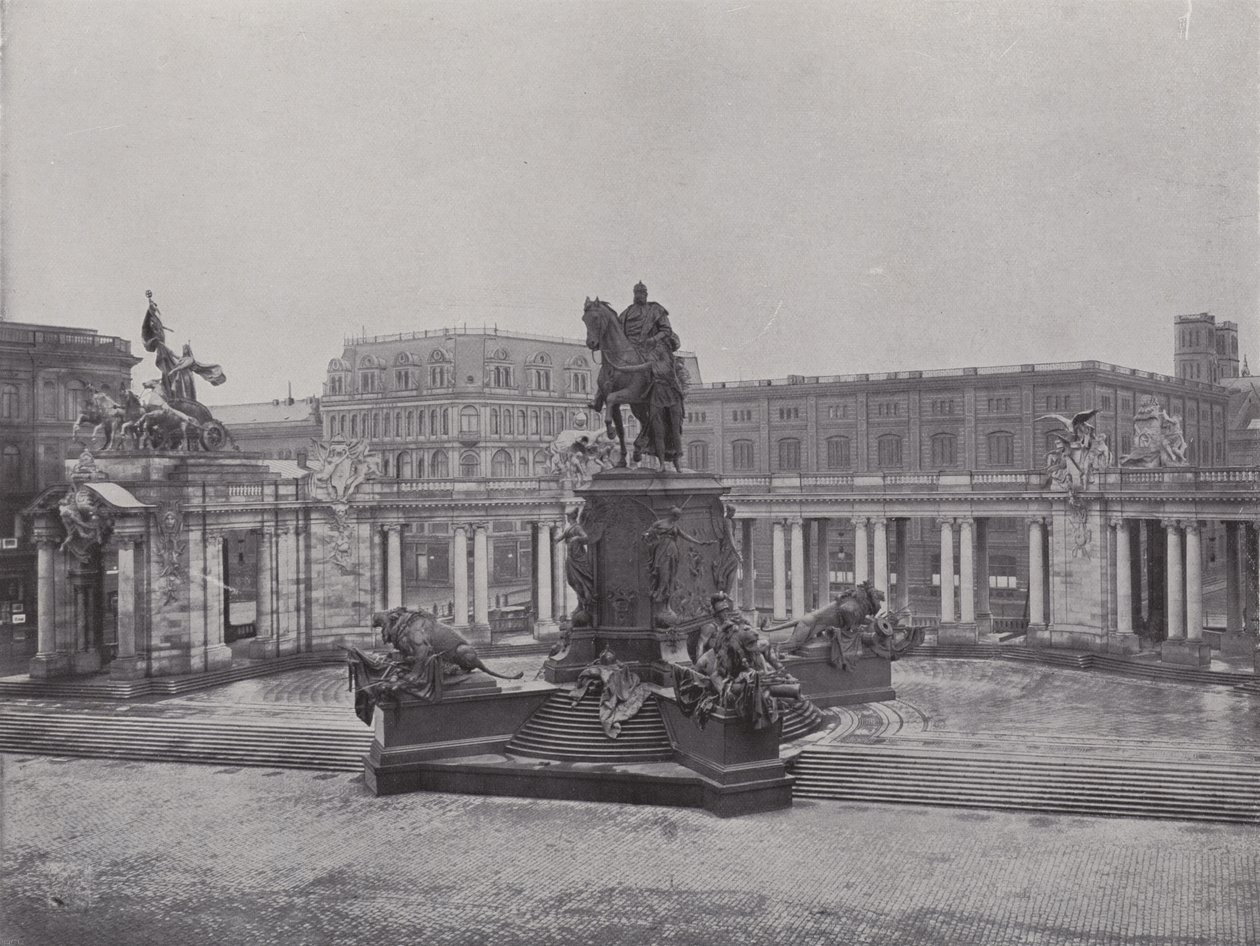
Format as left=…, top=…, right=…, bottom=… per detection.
left=70, top=650, right=101, bottom=675
left=109, top=655, right=147, bottom=680
left=1025, top=625, right=1052, bottom=648
left=249, top=637, right=279, bottom=660
left=1160, top=639, right=1212, bottom=667
left=275, top=637, right=298, bottom=658
left=976, top=612, right=993, bottom=637
left=532, top=620, right=561, bottom=642
left=1106, top=632, right=1142, bottom=655
left=937, top=623, right=978, bottom=645
left=28, top=652, right=70, bottom=678
left=467, top=623, right=492, bottom=645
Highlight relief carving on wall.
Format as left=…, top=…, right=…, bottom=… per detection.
left=156, top=501, right=185, bottom=605
left=309, top=436, right=380, bottom=573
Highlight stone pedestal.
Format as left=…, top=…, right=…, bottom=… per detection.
left=657, top=699, right=793, bottom=817
left=542, top=470, right=729, bottom=687
left=365, top=680, right=555, bottom=796
left=1160, top=639, right=1212, bottom=667
left=781, top=641, right=895, bottom=707
left=937, top=623, right=978, bottom=645
left=28, top=653, right=69, bottom=678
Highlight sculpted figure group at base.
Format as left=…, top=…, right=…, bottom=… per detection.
left=673, top=593, right=804, bottom=731
left=583, top=282, right=688, bottom=471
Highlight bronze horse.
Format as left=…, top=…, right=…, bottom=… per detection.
left=72, top=386, right=143, bottom=451
left=582, top=297, right=683, bottom=471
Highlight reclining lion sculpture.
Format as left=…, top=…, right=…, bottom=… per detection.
left=345, top=606, right=523, bottom=723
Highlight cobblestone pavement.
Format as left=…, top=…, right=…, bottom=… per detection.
left=2, top=754, right=1255, bottom=946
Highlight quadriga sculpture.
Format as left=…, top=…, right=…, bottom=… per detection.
left=346, top=606, right=523, bottom=724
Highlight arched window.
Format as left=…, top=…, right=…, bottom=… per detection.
left=429, top=410, right=437, bottom=438
left=930, top=432, right=957, bottom=468
left=732, top=439, right=755, bottom=471
left=460, top=451, right=480, bottom=478
left=534, top=449, right=547, bottom=472
left=371, top=413, right=380, bottom=439
left=527, top=352, right=552, bottom=391
left=415, top=452, right=425, bottom=479
left=0, top=385, right=18, bottom=420
left=432, top=450, right=450, bottom=478
left=530, top=410, right=540, bottom=436
left=460, top=406, right=480, bottom=435
left=406, top=411, right=414, bottom=437
left=777, top=438, right=801, bottom=471
left=687, top=441, right=709, bottom=471
left=394, top=412, right=402, bottom=438
left=986, top=431, right=1014, bottom=467
left=41, top=379, right=58, bottom=419
left=543, top=412, right=553, bottom=437
left=491, top=449, right=513, bottom=478
left=877, top=434, right=903, bottom=469
left=441, top=408, right=450, bottom=436
left=825, top=436, right=851, bottom=470
left=339, top=415, right=346, bottom=437
left=394, top=451, right=409, bottom=478
left=503, top=410, right=514, bottom=436
left=350, top=414, right=358, bottom=438
left=489, top=409, right=500, bottom=436
left=1, top=445, right=22, bottom=486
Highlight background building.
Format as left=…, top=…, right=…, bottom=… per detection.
left=213, top=394, right=322, bottom=464
left=1175, top=312, right=1240, bottom=384
left=0, top=321, right=138, bottom=665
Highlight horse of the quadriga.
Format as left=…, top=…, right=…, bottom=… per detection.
left=72, top=386, right=144, bottom=451
left=582, top=297, right=683, bottom=471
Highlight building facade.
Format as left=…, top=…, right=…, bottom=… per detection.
left=1175, top=311, right=1240, bottom=384
left=213, top=395, right=323, bottom=464
left=0, top=321, right=139, bottom=664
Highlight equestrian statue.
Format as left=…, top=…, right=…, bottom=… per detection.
left=583, top=281, right=687, bottom=470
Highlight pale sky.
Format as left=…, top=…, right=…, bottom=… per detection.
left=2, top=0, right=1257, bottom=405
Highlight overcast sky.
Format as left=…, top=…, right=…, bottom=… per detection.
left=2, top=1, right=1256, bottom=405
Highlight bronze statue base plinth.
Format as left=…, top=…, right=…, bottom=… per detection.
left=781, top=642, right=897, bottom=708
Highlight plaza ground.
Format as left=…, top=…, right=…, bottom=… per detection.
left=2, top=657, right=1258, bottom=945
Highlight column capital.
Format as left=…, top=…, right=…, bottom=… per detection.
left=867, top=516, right=887, bottom=527
left=850, top=516, right=869, bottom=528
left=955, top=516, right=975, bottom=527
left=1160, top=517, right=1183, bottom=530
left=384, top=524, right=402, bottom=536
left=1183, top=520, right=1203, bottom=534
left=110, top=535, right=141, bottom=550
left=1108, top=516, right=1127, bottom=530
left=453, top=523, right=469, bottom=537
left=1026, top=516, right=1046, bottom=528
left=471, top=522, right=490, bottom=535
left=936, top=516, right=956, bottom=527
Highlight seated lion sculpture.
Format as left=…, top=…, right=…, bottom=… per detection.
left=345, top=606, right=523, bottom=724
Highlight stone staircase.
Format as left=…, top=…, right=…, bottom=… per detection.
left=0, top=651, right=348, bottom=701
left=789, top=744, right=1260, bottom=825
left=505, top=690, right=676, bottom=763
left=0, top=709, right=371, bottom=772
left=779, top=699, right=825, bottom=742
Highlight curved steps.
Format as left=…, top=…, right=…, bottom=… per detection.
left=789, top=745, right=1260, bottom=825
left=779, top=698, right=825, bottom=742
left=506, top=690, right=675, bottom=763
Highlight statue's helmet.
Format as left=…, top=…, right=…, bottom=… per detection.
left=634, top=281, right=647, bottom=295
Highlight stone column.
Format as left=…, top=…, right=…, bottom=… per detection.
left=852, top=517, right=869, bottom=585
left=789, top=518, right=806, bottom=618
left=29, top=539, right=68, bottom=678
left=452, top=525, right=470, bottom=630
left=958, top=518, right=975, bottom=625
left=1114, top=518, right=1134, bottom=635
left=1027, top=518, right=1045, bottom=627
left=1164, top=519, right=1185, bottom=640
left=815, top=518, right=831, bottom=605
left=1185, top=521, right=1203, bottom=642
left=551, top=521, right=565, bottom=620
left=740, top=518, right=756, bottom=611
left=771, top=520, right=787, bottom=621
left=533, top=521, right=558, bottom=639
left=1224, top=521, right=1242, bottom=632
left=872, top=518, right=889, bottom=597
left=975, top=518, right=992, bottom=636
left=894, top=519, right=910, bottom=612
left=386, top=525, right=403, bottom=609
left=275, top=528, right=300, bottom=656
left=938, top=518, right=955, bottom=624
left=472, top=523, right=491, bottom=638
left=250, top=529, right=276, bottom=659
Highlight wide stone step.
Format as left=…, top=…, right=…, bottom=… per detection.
left=0, top=711, right=370, bottom=772
left=789, top=747, right=1260, bottom=824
